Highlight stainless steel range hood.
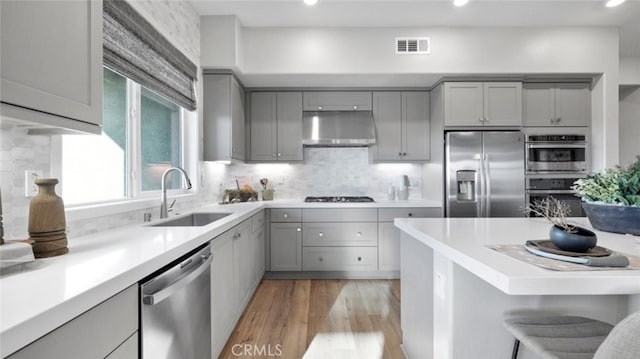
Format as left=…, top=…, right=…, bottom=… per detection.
left=302, top=111, right=376, bottom=147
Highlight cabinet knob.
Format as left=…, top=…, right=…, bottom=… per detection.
left=408, top=213, right=413, bottom=217
left=277, top=152, right=282, bottom=157
left=318, top=106, right=323, bottom=110
left=398, top=152, right=403, bottom=156
left=357, top=256, right=362, bottom=261
left=557, top=117, right=562, bottom=123
left=402, top=152, right=407, bottom=156
left=297, top=228, right=301, bottom=232
left=478, top=117, right=484, bottom=123
left=353, top=105, right=358, bottom=110
left=318, top=232, right=324, bottom=237
left=283, top=214, right=288, bottom=218
left=319, top=257, right=323, bottom=262
left=356, top=232, right=362, bottom=237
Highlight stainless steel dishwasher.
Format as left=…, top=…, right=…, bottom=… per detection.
left=140, top=244, right=212, bottom=359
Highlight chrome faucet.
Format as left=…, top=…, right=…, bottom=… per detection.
left=160, top=167, right=192, bottom=219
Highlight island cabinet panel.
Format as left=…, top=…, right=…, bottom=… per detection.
left=8, top=285, right=138, bottom=359
left=523, top=83, right=591, bottom=127
left=372, top=91, right=430, bottom=162
left=0, top=0, right=102, bottom=133
left=444, top=82, right=522, bottom=127
left=303, top=91, right=372, bottom=111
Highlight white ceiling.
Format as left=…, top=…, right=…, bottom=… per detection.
left=190, top=0, right=640, bottom=57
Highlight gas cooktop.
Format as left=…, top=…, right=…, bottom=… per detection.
left=304, top=196, right=375, bottom=203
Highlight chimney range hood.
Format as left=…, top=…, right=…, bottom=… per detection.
left=302, top=111, right=376, bottom=147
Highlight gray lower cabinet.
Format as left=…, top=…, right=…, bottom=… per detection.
left=443, top=82, right=522, bottom=127
left=372, top=92, right=430, bottom=162
left=270, top=208, right=303, bottom=271
left=211, top=216, right=264, bottom=359
left=0, top=0, right=102, bottom=134
left=378, top=208, right=442, bottom=271
left=523, top=83, right=591, bottom=127
left=250, top=92, right=303, bottom=161
left=8, top=285, right=138, bottom=359
left=203, top=74, right=245, bottom=161
left=302, top=246, right=378, bottom=271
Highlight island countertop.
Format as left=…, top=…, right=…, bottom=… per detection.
left=394, top=217, right=640, bottom=295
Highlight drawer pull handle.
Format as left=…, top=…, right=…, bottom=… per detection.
left=357, top=257, right=362, bottom=261
left=319, top=232, right=324, bottom=237
left=283, top=214, right=288, bottom=219
left=356, top=232, right=362, bottom=237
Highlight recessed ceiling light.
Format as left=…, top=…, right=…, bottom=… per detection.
left=304, top=0, right=318, bottom=6
left=605, top=0, right=626, bottom=7
left=454, top=0, right=469, bottom=7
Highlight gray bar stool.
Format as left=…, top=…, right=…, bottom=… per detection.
left=504, top=311, right=640, bottom=359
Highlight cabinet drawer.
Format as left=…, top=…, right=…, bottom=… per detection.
left=270, top=208, right=302, bottom=222
left=303, top=92, right=372, bottom=111
left=303, top=223, right=377, bottom=246
left=378, top=207, right=442, bottom=222
left=251, top=211, right=265, bottom=233
left=303, top=208, right=377, bottom=222
left=303, top=247, right=378, bottom=271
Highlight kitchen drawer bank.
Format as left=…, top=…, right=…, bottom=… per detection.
left=0, top=202, right=266, bottom=358
left=266, top=206, right=442, bottom=279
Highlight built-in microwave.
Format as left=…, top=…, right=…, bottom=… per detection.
left=526, top=175, right=586, bottom=217
left=525, top=132, right=589, bottom=173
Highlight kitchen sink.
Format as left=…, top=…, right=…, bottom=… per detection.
left=150, top=212, right=231, bottom=227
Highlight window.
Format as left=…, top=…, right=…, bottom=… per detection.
left=57, top=67, right=193, bottom=206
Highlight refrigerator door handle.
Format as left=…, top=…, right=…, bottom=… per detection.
left=474, top=153, right=484, bottom=216
left=484, top=154, right=492, bottom=217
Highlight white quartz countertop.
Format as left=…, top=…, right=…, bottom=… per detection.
left=0, top=199, right=441, bottom=357
left=395, top=217, right=640, bottom=296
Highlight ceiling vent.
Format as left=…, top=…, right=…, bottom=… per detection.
left=396, top=37, right=430, bottom=55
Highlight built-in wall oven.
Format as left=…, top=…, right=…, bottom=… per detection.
left=526, top=175, right=586, bottom=217
left=525, top=130, right=589, bottom=174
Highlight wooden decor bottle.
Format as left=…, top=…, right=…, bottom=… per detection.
left=28, top=178, right=68, bottom=258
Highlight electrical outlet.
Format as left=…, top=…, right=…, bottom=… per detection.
left=24, top=170, right=43, bottom=197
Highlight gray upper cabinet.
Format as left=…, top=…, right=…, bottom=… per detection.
left=250, top=92, right=303, bottom=162
left=303, top=91, right=372, bottom=111
left=372, top=92, right=430, bottom=162
left=444, top=82, right=522, bottom=127
left=203, top=74, right=245, bottom=161
left=0, top=0, right=103, bottom=134
left=523, top=83, right=591, bottom=127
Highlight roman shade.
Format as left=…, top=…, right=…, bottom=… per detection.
left=103, top=0, right=197, bottom=111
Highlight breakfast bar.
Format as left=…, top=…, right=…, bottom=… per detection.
left=395, top=217, right=640, bottom=359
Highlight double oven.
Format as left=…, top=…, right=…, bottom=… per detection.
left=525, top=128, right=589, bottom=217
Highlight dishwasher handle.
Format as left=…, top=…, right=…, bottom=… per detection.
left=143, top=252, right=213, bottom=306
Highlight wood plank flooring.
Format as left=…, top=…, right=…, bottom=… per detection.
left=219, top=279, right=403, bottom=359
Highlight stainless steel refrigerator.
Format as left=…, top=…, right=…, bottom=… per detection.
left=445, top=131, right=525, bottom=217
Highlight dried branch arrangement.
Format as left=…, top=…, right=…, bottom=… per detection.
left=524, top=197, right=577, bottom=233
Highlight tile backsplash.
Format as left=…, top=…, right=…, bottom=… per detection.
left=205, top=147, right=424, bottom=202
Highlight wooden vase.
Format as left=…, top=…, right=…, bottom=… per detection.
left=28, top=178, right=68, bottom=257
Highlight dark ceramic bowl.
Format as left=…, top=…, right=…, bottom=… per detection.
left=582, top=201, right=640, bottom=236
left=549, top=225, right=598, bottom=253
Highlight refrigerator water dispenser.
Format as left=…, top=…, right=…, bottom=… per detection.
left=456, top=170, right=477, bottom=201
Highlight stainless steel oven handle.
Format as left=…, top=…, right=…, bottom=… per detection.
left=143, top=253, right=213, bottom=306
left=527, top=189, right=576, bottom=195
left=526, top=143, right=586, bottom=149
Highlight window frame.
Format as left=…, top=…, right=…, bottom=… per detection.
left=51, top=67, right=198, bottom=219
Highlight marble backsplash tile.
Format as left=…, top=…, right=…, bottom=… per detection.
left=205, top=147, right=424, bottom=202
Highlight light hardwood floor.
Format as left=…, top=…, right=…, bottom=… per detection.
left=219, top=279, right=403, bottom=359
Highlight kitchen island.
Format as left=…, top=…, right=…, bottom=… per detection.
left=395, top=217, right=640, bottom=359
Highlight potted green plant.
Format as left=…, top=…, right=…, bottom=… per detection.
left=572, top=156, right=640, bottom=235
left=525, top=197, right=597, bottom=252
